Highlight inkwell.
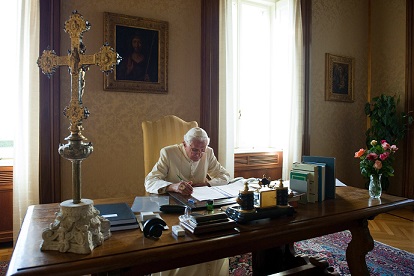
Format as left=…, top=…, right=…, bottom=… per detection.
left=236, top=181, right=255, bottom=212
left=276, top=179, right=289, bottom=206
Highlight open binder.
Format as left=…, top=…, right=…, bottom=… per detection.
left=168, top=178, right=246, bottom=210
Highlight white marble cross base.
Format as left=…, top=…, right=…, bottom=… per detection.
left=41, top=199, right=111, bottom=254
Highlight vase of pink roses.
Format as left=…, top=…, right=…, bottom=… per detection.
left=354, top=139, right=398, bottom=198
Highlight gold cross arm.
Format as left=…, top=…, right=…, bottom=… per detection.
left=83, top=45, right=121, bottom=73
left=37, top=45, right=120, bottom=78
left=37, top=49, right=68, bottom=78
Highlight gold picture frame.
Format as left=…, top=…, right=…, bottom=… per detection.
left=103, top=12, right=168, bottom=93
left=325, top=53, right=354, bottom=102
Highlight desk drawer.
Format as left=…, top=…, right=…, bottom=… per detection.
left=0, top=166, right=13, bottom=242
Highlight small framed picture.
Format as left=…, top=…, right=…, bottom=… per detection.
left=103, top=12, right=168, bottom=93
left=325, top=53, right=354, bottom=102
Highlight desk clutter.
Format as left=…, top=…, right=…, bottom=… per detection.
left=94, top=165, right=337, bottom=238
left=179, top=212, right=237, bottom=235
left=224, top=178, right=296, bottom=223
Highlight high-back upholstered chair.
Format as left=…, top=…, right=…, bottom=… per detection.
left=142, top=115, right=198, bottom=176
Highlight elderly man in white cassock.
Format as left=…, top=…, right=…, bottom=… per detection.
left=145, top=127, right=231, bottom=276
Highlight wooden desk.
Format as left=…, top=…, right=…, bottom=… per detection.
left=6, top=186, right=414, bottom=276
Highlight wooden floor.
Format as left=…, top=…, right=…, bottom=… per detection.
left=0, top=207, right=413, bottom=262
left=368, top=206, right=414, bottom=254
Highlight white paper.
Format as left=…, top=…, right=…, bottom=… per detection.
left=191, top=179, right=247, bottom=201
left=215, top=179, right=245, bottom=197
left=335, top=178, right=347, bottom=187
left=191, top=186, right=229, bottom=201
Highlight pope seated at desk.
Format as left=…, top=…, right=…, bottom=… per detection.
left=145, top=127, right=230, bottom=195
left=145, top=127, right=231, bottom=276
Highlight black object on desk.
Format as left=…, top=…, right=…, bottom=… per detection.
left=225, top=204, right=295, bottom=223
left=159, top=204, right=186, bottom=213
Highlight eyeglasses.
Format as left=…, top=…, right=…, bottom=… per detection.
left=190, top=147, right=206, bottom=154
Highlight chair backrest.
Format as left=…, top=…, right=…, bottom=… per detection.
left=142, top=115, right=198, bottom=176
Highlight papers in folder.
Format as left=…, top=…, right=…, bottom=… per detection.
left=191, top=178, right=246, bottom=201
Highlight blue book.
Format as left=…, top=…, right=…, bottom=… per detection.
left=303, top=156, right=336, bottom=199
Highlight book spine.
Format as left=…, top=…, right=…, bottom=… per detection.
left=316, top=166, right=323, bottom=202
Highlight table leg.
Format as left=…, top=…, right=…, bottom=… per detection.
left=252, top=243, right=339, bottom=276
left=252, top=244, right=306, bottom=275
left=346, top=219, right=374, bottom=275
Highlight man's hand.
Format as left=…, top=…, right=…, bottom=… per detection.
left=191, top=182, right=210, bottom=187
left=191, top=178, right=210, bottom=187
left=167, top=181, right=193, bottom=195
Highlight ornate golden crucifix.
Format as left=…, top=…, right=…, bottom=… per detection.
left=37, top=11, right=121, bottom=254
left=38, top=11, right=120, bottom=204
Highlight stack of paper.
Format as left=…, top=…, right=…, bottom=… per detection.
left=179, top=212, right=236, bottom=235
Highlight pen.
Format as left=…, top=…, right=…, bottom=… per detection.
left=177, top=174, right=183, bottom=181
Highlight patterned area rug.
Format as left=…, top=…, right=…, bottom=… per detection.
left=229, top=230, right=414, bottom=276
left=0, top=261, right=7, bottom=276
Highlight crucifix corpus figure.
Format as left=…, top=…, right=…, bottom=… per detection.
left=37, top=11, right=121, bottom=254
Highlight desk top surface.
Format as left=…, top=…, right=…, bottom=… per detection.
left=7, top=186, right=414, bottom=276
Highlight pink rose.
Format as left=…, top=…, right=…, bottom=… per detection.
left=380, top=152, right=389, bottom=160
left=374, top=160, right=382, bottom=170
left=367, top=153, right=378, bottom=161
left=390, top=145, right=398, bottom=152
left=381, top=141, right=390, bottom=150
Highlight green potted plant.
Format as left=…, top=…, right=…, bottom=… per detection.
left=364, top=94, right=413, bottom=190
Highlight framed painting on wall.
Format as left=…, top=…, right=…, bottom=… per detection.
left=103, top=12, right=168, bottom=93
left=325, top=53, right=354, bottom=102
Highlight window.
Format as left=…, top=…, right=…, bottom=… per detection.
left=232, top=0, right=295, bottom=152
left=0, top=1, right=18, bottom=162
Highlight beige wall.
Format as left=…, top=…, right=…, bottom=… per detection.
left=310, top=0, right=406, bottom=193
left=371, top=0, right=406, bottom=195
left=58, top=0, right=407, bottom=200
left=60, top=0, right=201, bottom=200
left=310, top=0, right=369, bottom=188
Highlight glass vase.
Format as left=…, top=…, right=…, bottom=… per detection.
left=369, top=174, right=382, bottom=199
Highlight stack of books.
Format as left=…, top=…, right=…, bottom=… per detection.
left=302, top=156, right=336, bottom=199
left=289, top=156, right=336, bottom=203
left=95, top=202, right=139, bottom=231
left=180, top=212, right=236, bottom=235
left=290, top=162, right=325, bottom=203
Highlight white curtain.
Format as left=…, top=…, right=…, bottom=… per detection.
left=282, top=0, right=304, bottom=179
left=219, top=0, right=303, bottom=180
left=13, top=0, right=40, bottom=242
left=218, top=0, right=235, bottom=178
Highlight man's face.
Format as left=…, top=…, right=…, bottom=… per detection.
left=184, top=139, right=207, bottom=162
left=132, top=37, right=142, bottom=52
